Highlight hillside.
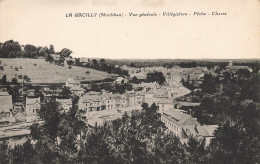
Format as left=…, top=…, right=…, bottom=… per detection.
left=0, top=58, right=112, bottom=83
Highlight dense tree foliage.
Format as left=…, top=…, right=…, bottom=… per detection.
left=78, top=59, right=129, bottom=76
left=0, top=103, right=195, bottom=163
left=0, top=98, right=87, bottom=163
left=0, top=40, right=21, bottom=58
left=1, top=74, right=7, bottom=84
left=24, top=44, right=37, bottom=52
left=60, top=87, right=72, bottom=99
left=45, top=54, right=54, bottom=62
left=201, top=73, right=218, bottom=94
left=39, top=47, right=49, bottom=56
left=49, top=45, right=55, bottom=54
left=1, top=88, right=260, bottom=163
left=0, top=40, right=71, bottom=59
left=89, top=83, right=133, bottom=94
left=60, top=48, right=72, bottom=58
left=191, top=73, right=260, bottom=163
left=130, top=76, right=143, bottom=84
left=146, top=71, right=165, bottom=85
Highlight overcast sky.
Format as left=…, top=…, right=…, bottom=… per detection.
left=0, top=0, right=259, bottom=59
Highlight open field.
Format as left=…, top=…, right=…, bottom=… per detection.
left=0, top=58, right=112, bottom=83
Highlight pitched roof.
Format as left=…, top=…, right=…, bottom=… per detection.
left=56, top=98, right=72, bottom=105
left=132, top=84, right=142, bottom=89
left=154, top=89, right=168, bottom=98
left=81, top=92, right=115, bottom=102
left=0, top=92, right=13, bottom=113
left=164, top=109, right=199, bottom=126
left=113, top=94, right=127, bottom=100
left=145, top=89, right=154, bottom=94
left=193, top=70, right=203, bottom=74
left=26, top=97, right=40, bottom=105
left=86, top=91, right=101, bottom=95
left=140, top=82, right=157, bottom=88
left=126, top=90, right=136, bottom=96
left=164, top=109, right=189, bottom=121
left=82, top=94, right=103, bottom=102
left=196, top=125, right=218, bottom=137
left=179, top=117, right=200, bottom=126
left=115, top=77, right=124, bottom=82
left=135, top=91, right=145, bottom=96
left=70, top=85, right=85, bottom=91
left=182, top=125, right=199, bottom=137
left=101, top=92, right=114, bottom=100
left=66, top=78, right=77, bottom=84
left=0, top=92, right=10, bottom=96
left=156, top=99, right=174, bottom=104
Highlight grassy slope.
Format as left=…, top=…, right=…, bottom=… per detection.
left=0, top=58, right=111, bottom=83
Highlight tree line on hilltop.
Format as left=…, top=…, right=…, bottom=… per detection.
left=0, top=40, right=72, bottom=59
left=108, top=60, right=260, bottom=74
left=80, top=58, right=129, bottom=76
left=0, top=40, right=129, bottom=76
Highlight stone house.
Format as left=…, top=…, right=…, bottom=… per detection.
left=161, top=108, right=200, bottom=138
left=56, top=98, right=72, bottom=113
left=25, top=97, right=41, bottom=115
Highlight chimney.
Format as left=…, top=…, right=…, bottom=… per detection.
left=101, top=89, right=106, bottom=95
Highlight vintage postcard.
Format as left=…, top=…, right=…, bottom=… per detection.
left=0, top=0, right=259, bottom=163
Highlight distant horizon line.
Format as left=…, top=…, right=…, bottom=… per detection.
left=71, top=57, right=260, bottom=61
left=1, top=57, right=260, bottom=61
left=0, top=39, right=259, bottom=61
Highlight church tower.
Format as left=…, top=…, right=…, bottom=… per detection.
left=229, top=60, right=233, bottom=66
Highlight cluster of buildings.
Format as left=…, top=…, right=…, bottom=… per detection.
left=78, top=80, right=190, bottom=116
left=0, top=92, right=15, bottom=123
left=161, top=108, right=218, bottom=145
left=0, top=71, right=192, bottom=124
left=116, top=66, right=219, bottom=144
left=65, top=78, right=85, bottom=96
left=0, top=91, right=41, bottom=123
left=120, top=65, right=210, bottom=87
left=225, top=60, right=253, bottom=73
left=0, top=89, right=73, bottom=124
left=1, top=60, right=253, bottom=138
left=218, top=60, right=253, bottom=82
left=1, top=57, right=256, bottom=148
left=0, top=78, right=79, bottom=124
left=121, top=66, right=168, bottom=80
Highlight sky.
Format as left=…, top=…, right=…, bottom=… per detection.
left=0, top=0, right=259, bottom=59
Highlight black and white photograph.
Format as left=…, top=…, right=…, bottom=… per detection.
left=0, top=0, right=260, bottom=163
